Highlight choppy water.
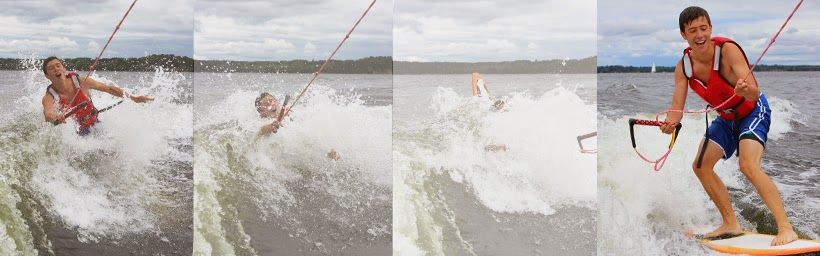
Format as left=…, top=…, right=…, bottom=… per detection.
left=597, top=72, right=820, bottom=255
left=192, top=73, right=393, bottom=255
left=393, top=74, right=598, bottom=255
left=0, top=63, right=193, bottom=255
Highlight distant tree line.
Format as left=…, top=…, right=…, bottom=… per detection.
left=0, top=54, right=193, bottom=72
left=195, top=56, right=392, bottom=74
left=598, top=65, right=820, bottom=73
left=394, top=57, right=596, bottom=74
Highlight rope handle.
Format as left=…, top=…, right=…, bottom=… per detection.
left=629, top=118, right=682, bottom=171
left=577, top=132, right=597, bottom=154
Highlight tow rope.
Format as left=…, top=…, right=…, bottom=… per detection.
left=280, top=0, right=377, bottom=118
left=62, top=0, right=138, bottom=120
left=630, top=119, right=682, bottom=171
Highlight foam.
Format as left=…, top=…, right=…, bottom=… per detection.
left=394, top=86, right=596, bottom=255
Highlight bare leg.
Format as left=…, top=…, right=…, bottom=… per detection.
left=484, top=143, right=507, bottom=152
left=737, top=139, right=797, bottom=245
left=692, top=139, right=743, bottom=237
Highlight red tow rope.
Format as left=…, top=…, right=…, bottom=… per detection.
left=630, top=119, right=682, bottom=171
left=67, top=0, right=139, bottom=109
left=283, top=0, right=377, bottom=116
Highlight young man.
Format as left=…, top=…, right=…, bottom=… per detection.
left=255, top=92, right=340, bottom=160
left=660, top=7, right=797, bottom=245
left=42, top=56, right=152, bottom=135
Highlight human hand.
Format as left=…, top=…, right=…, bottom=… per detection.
left=659, top=121, right=678, bottom=134
left=130, top=95, right=154, bottom=103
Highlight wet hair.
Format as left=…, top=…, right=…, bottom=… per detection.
left=679, top=6, right=711, bottom=32
left=42, top=56, right=62, bottom=75
left=255, top=92, right=275, bottom=108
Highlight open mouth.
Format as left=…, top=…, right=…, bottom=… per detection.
left=695, top=39, right=707, bottom=47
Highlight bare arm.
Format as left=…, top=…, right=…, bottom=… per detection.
left=258, top=121, right=281, bottom=136
left=42, top=94, right=64, bottom=124
left=724, top=43, right=760, bottom=102
left=661, top=60, right=689, bottom=134
left=470, top=72, right=479, bottom=96
left=83, top=77, right=153, bottom=103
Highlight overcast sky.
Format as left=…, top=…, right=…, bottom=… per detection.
left=394, top=0, right=597, bottom=62
left=598, top=0, right=819, bottom=66
left=0, top=0, right=193, bottom=58
left=194, top=0, right=392, bottom=61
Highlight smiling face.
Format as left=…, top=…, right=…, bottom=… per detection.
left=681, top=16, right=712, bottom=53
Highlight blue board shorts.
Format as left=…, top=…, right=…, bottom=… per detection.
left=78, top=119, right=101, bottom=136
left=707, top=94, right=770, bottom=159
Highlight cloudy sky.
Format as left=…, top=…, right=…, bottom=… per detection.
left=0, top=0, right=193, bottom=58
left=599, top=0, right=819, bottom=66
left=194, top=0, right=392, bottom=61
left=394, top=0, right=596, bottom=62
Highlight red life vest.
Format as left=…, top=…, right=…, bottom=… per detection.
left=681, top=36, right=755, bottom=120
left=47, top=72, right=98, bottom=130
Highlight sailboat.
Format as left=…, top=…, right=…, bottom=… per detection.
left=651, top=62, right=656, bottom=73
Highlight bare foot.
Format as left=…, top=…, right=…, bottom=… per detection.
left=703, top=223, right=743, bottom=240
left=484, top=144, right=507, bottom=152
left=327, top=149, right=340, bottom=161
left=772, top=227, right=798, bottom=246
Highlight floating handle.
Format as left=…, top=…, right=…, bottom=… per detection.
left=576, top=132, right=597, bottom=153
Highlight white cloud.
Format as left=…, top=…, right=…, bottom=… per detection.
left=194, top=0, right=392, bottom=60
left=304, top=42, right=316, bottom=53
left=87, top=41, right=100, bottom=54
left=195, top=38, right=296, bottom=60
left=394, top=0, right=596, bottom=62
left=527, top=42, right=540, bottom=52
left=0, top=0, right=193, bottom=58
left=395, top=55, right=428, bottom=62
left=0, top=37, right=79, bottom=56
